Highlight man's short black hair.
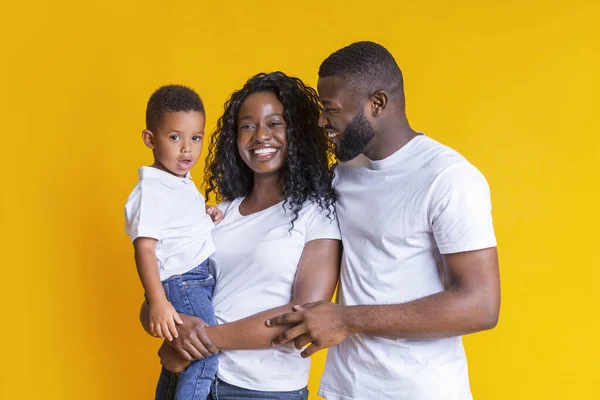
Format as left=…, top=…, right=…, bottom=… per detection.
left=319, top=41, right=404, bottom=103
left=146, top=85, right=205, bottom=132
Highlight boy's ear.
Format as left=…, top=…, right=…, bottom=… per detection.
left=142, top=130, right=155, bottom=149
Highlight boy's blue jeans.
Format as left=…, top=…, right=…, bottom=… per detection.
left=154, top=260, right=218, bottom=400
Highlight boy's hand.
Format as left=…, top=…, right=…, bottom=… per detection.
left=149, top=299, right=184, bottom=341
left=206, top=206, right=223, bottom=225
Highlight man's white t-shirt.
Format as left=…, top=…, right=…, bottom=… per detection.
left=124, top=167, right=215, bottom=281
left=319, top=135, right=497, bottom=400
left=211, top=198, right=340, bottom=391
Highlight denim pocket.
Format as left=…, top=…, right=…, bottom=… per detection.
left=182, top=274, right=214, bottom=287
left=181, top=262, right=213, bottom=285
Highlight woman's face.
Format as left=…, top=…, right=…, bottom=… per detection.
left=236, top=91, right=288, bottom=176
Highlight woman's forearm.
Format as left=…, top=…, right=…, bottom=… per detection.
left=208, top=239, right=341, bottom=350
left=206, top=303, right=296, bottom=350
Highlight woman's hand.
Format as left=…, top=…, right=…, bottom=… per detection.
left=158, top=342, right=191, bottom=374
left=166, top=314, right=219, bottom=361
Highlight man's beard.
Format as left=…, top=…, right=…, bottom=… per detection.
left=335, top=110, right=376, bottom=162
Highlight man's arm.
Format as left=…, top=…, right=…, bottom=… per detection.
left=268, top=246, right=500, bottom=357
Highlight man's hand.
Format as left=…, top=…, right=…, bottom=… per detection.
left=206, top=206, right=223, bottom=225
left=266, top=301, right=351, bottom=358
left=158, top=341, right=191, bottom=374
left=167, top=314, right=219, bottom=361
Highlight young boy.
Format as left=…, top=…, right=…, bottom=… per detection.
left=124, top=85, right=221, bottom=399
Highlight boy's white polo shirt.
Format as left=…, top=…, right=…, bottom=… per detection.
left=124, top=166, right=215, bottom=281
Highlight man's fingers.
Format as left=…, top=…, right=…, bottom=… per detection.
left=294, top=334, right=313, bottom=350
left=266, top=312, right=303, bottom=327
left=301, top=341, right=322, bottom=358
left=293, top=301, right=321, bottom=311
left=272, top=324, right=307, bottom=346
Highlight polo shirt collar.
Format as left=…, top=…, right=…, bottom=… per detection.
left=138, top=166, right=192, bottom=188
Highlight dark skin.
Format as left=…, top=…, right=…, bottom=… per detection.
left=140, top=91, right=342, bottom=373
left=266, top=76, right=501, bottom=358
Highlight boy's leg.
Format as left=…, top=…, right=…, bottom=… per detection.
left=169, top=260, right=218, bottom=400
left=154, top=367, right=178, bottom=400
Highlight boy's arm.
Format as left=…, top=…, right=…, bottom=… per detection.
left=134, top=237, right=181, bottom=340
left=134, top=238, right=163, bottom=305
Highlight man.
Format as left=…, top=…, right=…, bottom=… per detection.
left=267, top=41, right=500, bottom=400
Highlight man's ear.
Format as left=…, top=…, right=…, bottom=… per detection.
left=370, top=91, right=388, bottom=117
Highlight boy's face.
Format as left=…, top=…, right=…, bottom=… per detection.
left=143, top=111, right=205, bottom=177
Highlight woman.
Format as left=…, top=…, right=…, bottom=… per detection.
left=142, top=71, right=341, bottom=399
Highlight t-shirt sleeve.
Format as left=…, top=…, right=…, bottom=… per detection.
left=124, top=182, right=170, bottom=242
left=429, top=163, right=497, bottom=254
left=304, top=203, right=341, bottom=243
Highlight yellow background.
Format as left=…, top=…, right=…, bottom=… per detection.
left=1, top=0, right=598, bottom=399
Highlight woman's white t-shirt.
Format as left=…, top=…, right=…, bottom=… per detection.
left=211, top=197, right=340, bottom=391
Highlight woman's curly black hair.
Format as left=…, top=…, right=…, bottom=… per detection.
left=205, top=71, right=336, bottom=226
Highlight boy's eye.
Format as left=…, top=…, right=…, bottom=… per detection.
left=169, top=135, right=180, bottom=141
left=192, top=135, right=203, bottom=142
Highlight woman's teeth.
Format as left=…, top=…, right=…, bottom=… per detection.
left=252, top=148, right=277, bottom=155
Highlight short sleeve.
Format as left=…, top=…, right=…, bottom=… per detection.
left=124, top=182, right=171, bottom=242
left=304, top=203, right=341, bottom=243
left=429, top=163, right=497, bottom=254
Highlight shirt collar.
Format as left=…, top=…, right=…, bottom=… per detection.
left=138, top=166, right=193, bottom=188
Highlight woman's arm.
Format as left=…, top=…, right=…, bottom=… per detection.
left=207, top=238, right=341, bottom=349
left=156, top=238, right=341, bottom=364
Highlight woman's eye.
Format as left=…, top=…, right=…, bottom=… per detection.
left=269, top=121, right=283, bottom=128
left=240, top=124, right=254, bottom=130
